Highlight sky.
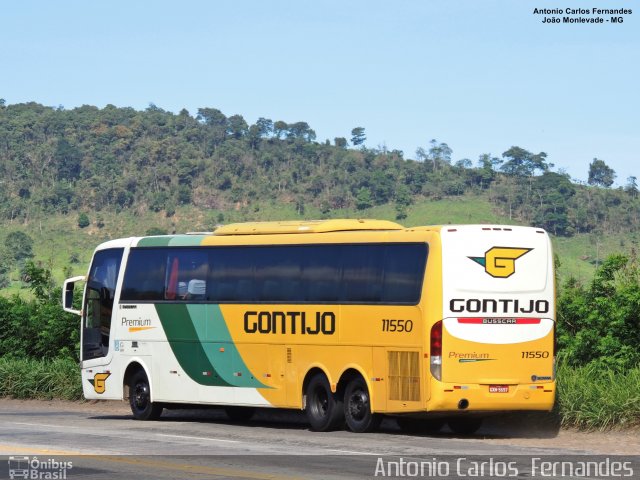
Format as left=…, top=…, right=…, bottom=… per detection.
left=1, top=0, right=638, bottom=185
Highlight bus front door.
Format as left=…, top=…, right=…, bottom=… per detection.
left=81, top=248, right=124, bottom=400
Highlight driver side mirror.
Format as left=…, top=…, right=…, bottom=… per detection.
left=62, top=276, right=85, bottom=315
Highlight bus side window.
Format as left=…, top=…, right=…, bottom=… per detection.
left=303, top=245, right=341, bottom=302
left=121, top=249, right=167, bottom=301
left=209, top=247, right=255, bottom=302
left=381, top=244, right=428, bottom=303
left=255, top=246, right=303, bottom=302
left=165, top=250, right=209, bottom=301
left=342, top=245, right=384, bottom=303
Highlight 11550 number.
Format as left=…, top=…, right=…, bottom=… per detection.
left=381, top=319, right=413, bottom=332
left=521, top=350, right=550, bottom=359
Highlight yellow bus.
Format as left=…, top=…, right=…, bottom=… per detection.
left=62, top=219, right=555, bottom=434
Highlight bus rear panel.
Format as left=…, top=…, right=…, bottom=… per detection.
left=429, top=225, right=555, bottom=412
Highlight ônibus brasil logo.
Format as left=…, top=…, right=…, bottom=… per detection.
left=468, top=247, right=532, bottom=278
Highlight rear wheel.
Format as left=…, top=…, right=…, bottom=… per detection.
left=447, top=417, right=483, bottom=435
left=305, top=373, right=344, bottom=431
left=129, top=370, right=163, bottom=420
left=396, top=417, right=444, bottom=434
left=225, top=406, right=255, bottom=422
left=344, top=377, right=381, bottom=433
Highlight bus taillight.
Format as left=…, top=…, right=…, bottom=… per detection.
left=430, top=320, right=443, bottom=381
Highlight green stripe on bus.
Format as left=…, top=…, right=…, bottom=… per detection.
left=155, top=303, right=266, bottom=388
left=168, top=235, right=206, bottom=246
left=155, top=303, right=232, bottom=387
left=137, top=235, right=206, bottom=247
left=186, top=304, right=267, bottom=388
left=137, top=237, right=172, bottom=247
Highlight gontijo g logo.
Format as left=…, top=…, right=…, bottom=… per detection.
left=468, top=247, right=532, bottom=278
left=88, top=372, right=110, bottom=394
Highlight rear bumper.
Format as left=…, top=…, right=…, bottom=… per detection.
left=427, top=379, right=555, bottom=412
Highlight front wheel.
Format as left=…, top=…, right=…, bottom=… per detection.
left=344, top=377, right=381, bottom=433
left=129, top=370, right=163, bottom=420
left=305, top=373, right=344, bottom=431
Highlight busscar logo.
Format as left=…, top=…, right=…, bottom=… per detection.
left=88, top=372, right=110, bottom=394
left=468, top=247, right=532, bottom=278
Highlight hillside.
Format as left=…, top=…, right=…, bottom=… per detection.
left=0, top=196, right=637, bottom=297
left=1, top=100, right=638, bottom=293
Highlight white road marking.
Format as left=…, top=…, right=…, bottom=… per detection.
left=156, top=433, right=239, bottom=443
left=11, top=422, right=78, bottom=429
left=325, top=448, right=382, bottom=456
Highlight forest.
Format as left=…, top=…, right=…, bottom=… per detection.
left=0, top=100, right=638, bottom=238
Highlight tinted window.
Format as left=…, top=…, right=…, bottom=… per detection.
left=302, top=246, right=342, bottom=302
left=166, top=250, right=209, bottom=300
left=120, top=243, right=427, bottom=304
left=255, top=247, right=303, bottom=302
left=208, top=247, right=256, bottom=302
left=382, top=244, right=426, bottom=303
left=120, top=249, right=166, bottom=300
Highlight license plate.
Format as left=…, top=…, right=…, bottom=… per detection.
left=489, top=385, right=509, bottom=393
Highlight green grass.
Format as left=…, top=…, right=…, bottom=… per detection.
left=555, top=361, right=640, bottom=430
left=0, top=357, right=83, bottom=400
left=1, top=196, right=638, bottom=297
left=552, top=231, right=640, bottom=283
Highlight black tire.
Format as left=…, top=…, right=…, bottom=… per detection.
left=305, top=373, right=344, bottom=431
left=447, top=417, right=483, bottom=435
left=344, top=376, right=381, bottom=433
left=225, top=406, right=256, bottom=422
left=396, top=417, right=444, bottom=434
left=129, top=370, right=163, bottom=420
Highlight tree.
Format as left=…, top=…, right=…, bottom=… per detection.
left=478, top=153, right=502, bottom=171
left=625, top=176, right=638, bottom=198
left=455, top=158, right=472, bottom=169
left=287, top=122, right=315, bottom=142
left=500, top=147, right=548, bottom=177
left=557, top=254, right=640, bottom=370
left=416, top=139, right=452, bottom=172
left=77, top=213, right=90, bottom=228
left=355, top=187, right=373, bottom=210
left=351, top=127, right=366, bottom=146
left=588, top=158, right=616, bottom=188
left=0, top=246, right=10, bottom=288
left=475, top=153, right=502, bottom=188
left=255, top=117, right=273, bottom=137
left=226, top=114, right=248, bottom=139
left=395, top=203, right=407, bottom=220
left=196, top=107, right=228, bottom=148
left=196, top=107, right=226, bottom=127
left=55, top=139, right=83, bottom=181
left=5, top=231, right=34, bottom=262
left=273, top=121, right=288, bottom=139
left=334, top=137, right=347, bottom=148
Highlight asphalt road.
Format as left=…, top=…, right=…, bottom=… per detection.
left=0, top=400, right=637, bottom=479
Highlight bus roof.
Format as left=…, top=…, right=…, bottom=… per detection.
left=213, top=219, right=404, bottom=235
